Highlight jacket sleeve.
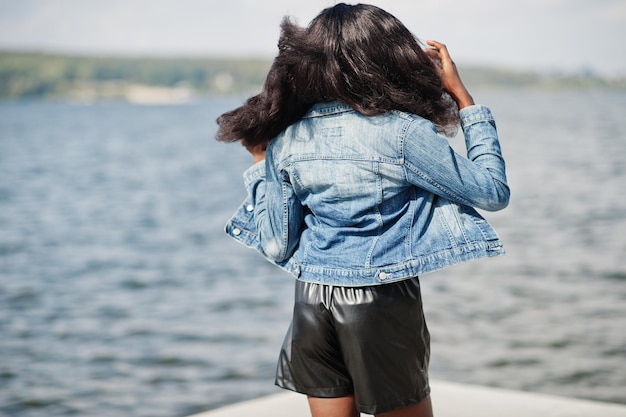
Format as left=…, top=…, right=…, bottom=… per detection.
left=402, top=104, right=510, bottom=211
left=225, top=146, right=304, bottom=263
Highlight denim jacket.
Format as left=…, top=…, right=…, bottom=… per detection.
left=225, top=102, right=510, bottom=287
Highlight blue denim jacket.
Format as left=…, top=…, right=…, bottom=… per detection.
left=225, top=102, right=509, bottom=286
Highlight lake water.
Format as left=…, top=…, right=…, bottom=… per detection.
left=1, top=90, right=625, bottom=417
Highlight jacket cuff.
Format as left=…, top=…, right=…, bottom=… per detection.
left=459, top=104, right=494, bottom=126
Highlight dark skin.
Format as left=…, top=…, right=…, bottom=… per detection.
left=425, top=40, right=475, bottom=109
left=246, top=41, right=473, bottom=417
left=244, top=141, right=267, bottom=164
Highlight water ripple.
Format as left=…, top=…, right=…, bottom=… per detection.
left=1, top=92, right=625, bottom=416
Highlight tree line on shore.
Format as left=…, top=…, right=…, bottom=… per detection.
left=1, top=50, right=623, bottom=100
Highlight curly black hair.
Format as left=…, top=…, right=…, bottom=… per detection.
left=216, top=3, right=459, bottom=146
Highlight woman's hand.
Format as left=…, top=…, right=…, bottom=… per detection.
left=424, top=40, right=475, bottom=109
left=244, top=141, right=267, bottom=164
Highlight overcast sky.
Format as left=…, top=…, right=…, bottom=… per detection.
left=1, top=0, right=625, bottom=75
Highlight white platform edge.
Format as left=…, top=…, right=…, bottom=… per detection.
left=189, top=379, right=626, bottom=417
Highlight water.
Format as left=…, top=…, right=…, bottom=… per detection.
left=0, top=90, right=625, bottom=416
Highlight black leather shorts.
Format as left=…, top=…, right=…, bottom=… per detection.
left=275, top=277, right=430, bottom=414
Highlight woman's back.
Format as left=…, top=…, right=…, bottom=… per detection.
left=273, top=102, right=409, bottom=228
left=237, top=101, right=507, bottom=286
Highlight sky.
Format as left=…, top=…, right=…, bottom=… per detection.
left=0, top=0, right=625, bottom=76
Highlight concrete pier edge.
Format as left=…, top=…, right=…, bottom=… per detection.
left=189, top=379, right=626, bottom=417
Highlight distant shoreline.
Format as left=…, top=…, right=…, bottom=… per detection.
left=1, top=50, right=624, bottom=100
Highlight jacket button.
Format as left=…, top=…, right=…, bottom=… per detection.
left=379, top=272, right=389, bottom=280
left=246, top=204, right=254, bottom=212
left=232, top=228, right=241, bottom=236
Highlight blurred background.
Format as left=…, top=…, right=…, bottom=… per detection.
left=1, top=1, right=625, bottom=417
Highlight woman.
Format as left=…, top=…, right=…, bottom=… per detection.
left=216, top=3, right=509, bottom=416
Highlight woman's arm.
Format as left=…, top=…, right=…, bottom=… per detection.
left=402, top=107, right=510, bottom=211
left=242, top=142, right=304, bottom=262
left=424, top=40, right=474, bottom=110
left=404, top=41, right=509, bottom=211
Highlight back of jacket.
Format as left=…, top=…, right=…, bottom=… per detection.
left=226, top=102, right=509, bottom=286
